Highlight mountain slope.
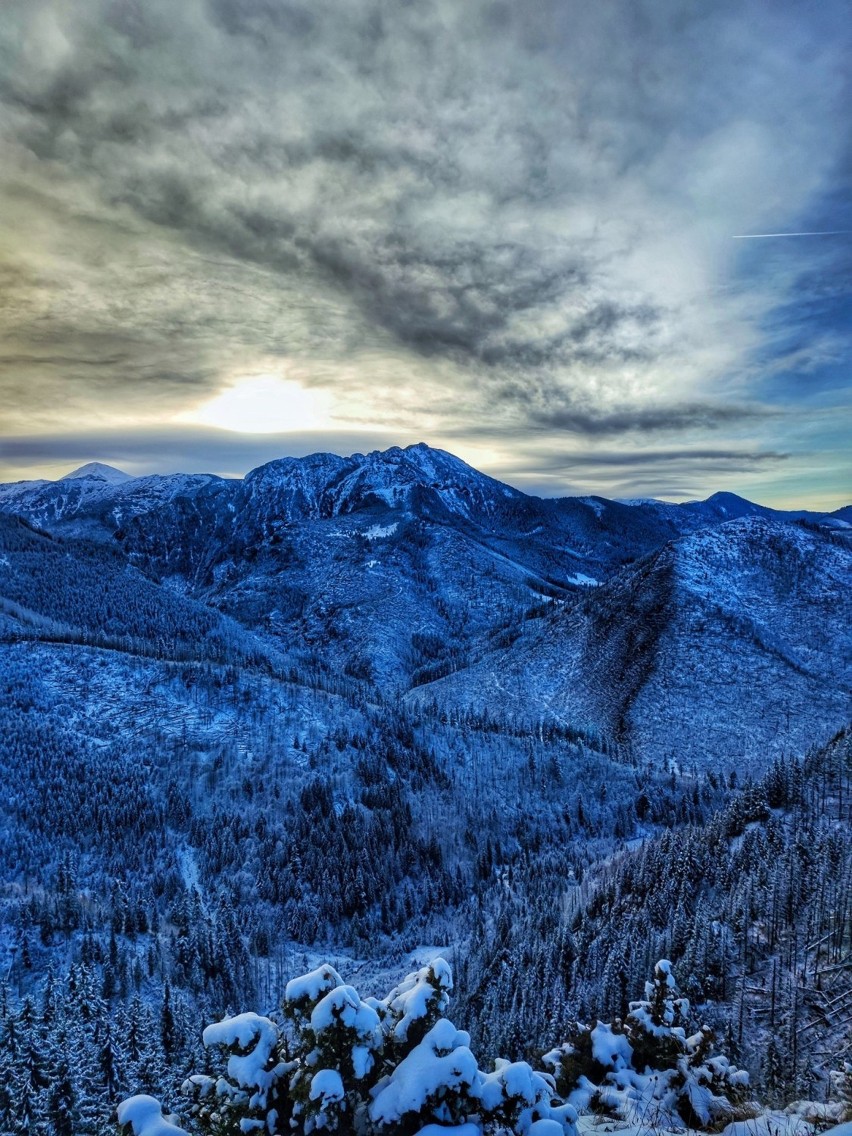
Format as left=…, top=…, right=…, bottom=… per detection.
left=0, top=444, right=849, bottom=1129
left=411, top=517, right=851, bottom=768
left=0, top=444, right=848, bottom=766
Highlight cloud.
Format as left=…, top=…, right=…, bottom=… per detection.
left=524, top=402, right=775, bottom=436
left=0, top=0, right=849, bottom=501
left=530, top=448, right=791, bottom=471
left=0, top=426, right=407, bottom=481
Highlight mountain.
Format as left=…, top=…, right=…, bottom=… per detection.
left=0, top=443, right=850, bottom=1128
left=1, top=443, right=848, bottom=760
left=413, top=516, right=851, bottom=766
left=0, top=466, right=228, bottom=540
left=60, top=461, right=134, bottom=483
left=241, top=442, right=526, bottom=523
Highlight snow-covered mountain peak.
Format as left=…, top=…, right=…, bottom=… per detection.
left=358, top=442, right=517, bottom=493
left=241, top=443, right=524, bottom=523
left=60, top=462, right=133, bottom=484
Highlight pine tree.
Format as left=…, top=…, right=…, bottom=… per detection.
left=10, top=1025, right=50, bottom=1135
left=45, top=1058, right=76, bottom=1136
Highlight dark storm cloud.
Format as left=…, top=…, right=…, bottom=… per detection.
left=445, top=393, right=777, bottom=439
left=0, top=0, right=849, bottom=502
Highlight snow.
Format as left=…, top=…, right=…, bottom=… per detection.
left=415, top=1126, right=480, bottom=1136
left=61, top=462, right=133, bottom=484
left=310, top=983, right=381, bottom=1051
left=590, top=1023, right=632, bottom=1070
left=353, top=1044, right=374, bottom=1079
left=787, top=1101, right=852, bottom=1127
left=579, top=498, right=606, bottom=518
left=478, top=1057, right=560, bottom=1127
left=527, top=1121, right=565, bottom=1136
left=615, top=497, right=667, bottom=506
left=656, top=959, right=675, bottom=983
left=369, top=1018, right=478, bottom=1125
left=310, top=1068, right=345, bottom=1105
left=722, top=1113, right=815, bottom=1136
left=202, top=1012, right=280, bottom=1091
left=285, top=963, right=345, bottom=1006
left=117, top=1095, right=189, bottom=1136
left=365, top=522, right=399, bottom=539
left=176, top=845, right=200, bottom=895
left=383, top=959, right=453, bottom=1042
left=566, top=572, right=599, bottom=587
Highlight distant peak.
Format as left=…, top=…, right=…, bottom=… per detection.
left=60, top=462, right=133, bottom=484
left=616, top=497, right=668, bottom=506
left=704, top=491, right=752, bottom=506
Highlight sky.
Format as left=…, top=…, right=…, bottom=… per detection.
left=0, top=0, right=850, bottom=507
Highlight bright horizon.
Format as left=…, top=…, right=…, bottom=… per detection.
left=3, top=440, right=849, bottom=513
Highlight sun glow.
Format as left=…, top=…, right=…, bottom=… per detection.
left=177, top=374, right=334, bottom=434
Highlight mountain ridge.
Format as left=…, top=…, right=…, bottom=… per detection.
left=2, top=443, right=847, bottom=520
left=0, top=442, right=848, bottom=769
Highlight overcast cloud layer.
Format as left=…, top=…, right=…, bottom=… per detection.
left=0, top=0, right=849, bottom=504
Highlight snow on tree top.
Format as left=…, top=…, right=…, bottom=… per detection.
left=383, top=959, right=453, bottom=1042
left=202, top=1012, right=281, bottom=1091
left=309, top=1068, right=345, bottom=1105
left=117, top=1095, right=189, bottom=1136
left=478, top=1057, right=555, bottom=1110
left=285, top=963, right=344, bottom=1006
left=369, top=1018, right=478, bottom=1126
left=590, top=1023, right=633, bottom=1071
left=655, top=959, right=676, bottom=984
left=310, top=983, right=382, bottom=1045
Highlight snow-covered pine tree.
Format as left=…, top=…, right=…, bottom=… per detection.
left=624, top=958, right=689, bottom=1072
left=285, top=962, right=382, bottom=1133
left=122, top=959, right=579, bottom=1136
left=545, top=960, right=756, bottom=1131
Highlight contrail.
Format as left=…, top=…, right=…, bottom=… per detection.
left=732, top=230, right=852, bottom=239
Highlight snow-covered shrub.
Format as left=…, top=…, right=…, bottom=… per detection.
left=478, top=1058, right=577, bottom=1136
left=379, top=959, right=454, bottom=1058
left=546, top=961, right=757, bottom=1131
left=121, top=958, right=578, bottom=1136
left=675, top=1026, right=755, bottom=1129
left=543, top=1016, right=631, bottom=1100
left=370, top=1017, right=479, bottom=1133
left=284, top=964, right=382, bottom=1132
left=625, top=958, right=690, bottom=1073
left=184, top=1011, right=294, bottom=1135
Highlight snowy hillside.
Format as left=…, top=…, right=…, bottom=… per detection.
left=3, top=446, right=847, bottom=759
left=408, top=516, right=851, bottom=767
left=0, top=444, right=850, bottom=1134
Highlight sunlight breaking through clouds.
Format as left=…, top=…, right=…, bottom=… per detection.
left=0, top=0, right=849, bottom=505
